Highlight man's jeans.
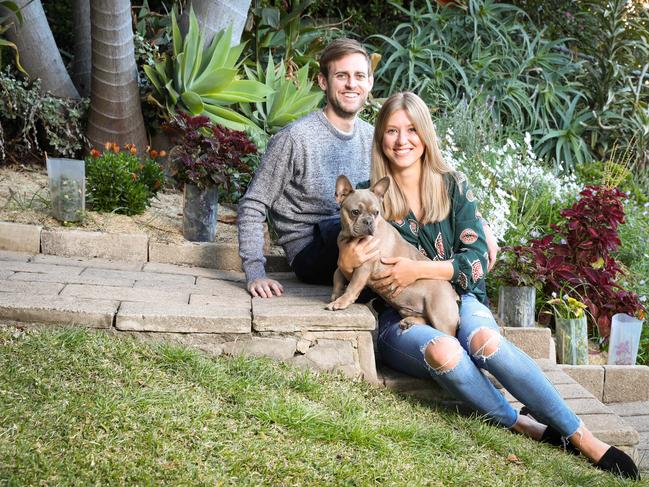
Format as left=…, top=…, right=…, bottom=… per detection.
left=377, top=293, right=581, bottom=436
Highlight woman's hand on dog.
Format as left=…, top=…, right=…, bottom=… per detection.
left=338, top=236, right=381, bottom=276
left=376, top=256, right=420, bottom=297
left=248, top=278, right=284, bottom=298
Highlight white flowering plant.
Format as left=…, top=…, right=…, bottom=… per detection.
left=439, top=130, right=581, bottom=246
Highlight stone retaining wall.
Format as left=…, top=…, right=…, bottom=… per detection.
left=0, top=222, right=290, bottom=271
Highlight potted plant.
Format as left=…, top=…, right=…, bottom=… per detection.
left=163, top=113, right=257, bottom=242
left=546, top=290, right=589, bottom=365
left=491, top=245, right=542, bottom=327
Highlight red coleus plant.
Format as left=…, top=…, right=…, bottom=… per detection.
left=162, top=112, right=256, bottom=192
left=509, top=185, right=645, bottom=337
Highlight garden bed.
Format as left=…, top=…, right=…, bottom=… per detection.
left=0, top=164, right=241, bottom=246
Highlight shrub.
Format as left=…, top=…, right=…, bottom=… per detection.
left=523, top=186, right=646, bottom=337
left=85, top=143, right=165, bottom=215
left=162, top=113, right=256, bottom=202
left=0, top=68, right=88, bottom=165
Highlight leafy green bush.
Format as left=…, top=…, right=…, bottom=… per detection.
left=0, top=68, right=88, bottom=165
left=85, top=143, right=165, bottom=215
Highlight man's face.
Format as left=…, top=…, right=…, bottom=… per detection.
left=318, top=53, right=373, bottom=119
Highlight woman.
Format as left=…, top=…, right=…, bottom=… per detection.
left=339, top=92, right=639, bottom=479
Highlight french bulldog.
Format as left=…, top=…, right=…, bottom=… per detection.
left=325, top=175, right=460, bottom=336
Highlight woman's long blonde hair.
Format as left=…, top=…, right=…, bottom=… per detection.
left=370, top=92, right=457, bottom=224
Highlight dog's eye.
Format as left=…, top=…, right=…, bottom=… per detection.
left=351, top=209, right=360, bottom=216
left=374, top=210, right=379, bottom=216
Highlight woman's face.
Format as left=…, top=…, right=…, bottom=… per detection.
left=381, top=109, right=424, bottom=172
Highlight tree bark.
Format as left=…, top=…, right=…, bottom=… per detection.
left=72, top=0, right=92, bottom=97
left=3, top=0, right=80, bottom=98
left=86, top=0, right=148, bottom=153
left=180, top=0, right=252, bottom=46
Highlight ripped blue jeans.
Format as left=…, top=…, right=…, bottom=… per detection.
left=377, top=293, right=581, bottom=436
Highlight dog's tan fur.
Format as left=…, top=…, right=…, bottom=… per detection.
left=325, top=175, right=460, bottom=335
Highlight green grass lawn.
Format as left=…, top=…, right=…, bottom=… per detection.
left=0, top=327, right=644, bottom=486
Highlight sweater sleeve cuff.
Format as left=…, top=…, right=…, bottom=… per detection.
left=244, top=261, right=267, bottom=284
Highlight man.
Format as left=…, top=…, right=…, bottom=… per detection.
left=238, top=38, right=497, bottom=298
left=238, top=38, right=376, bottom=298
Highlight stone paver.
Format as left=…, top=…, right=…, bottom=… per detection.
left=61, top=284, right=190, bottom=304
left=41, top=230, right=148, bottom=262
left=189, top=294, right=251, bottom=307
left=0, top=260, right=84, bottom=275
left=149, top=241, right=242, bottom=270
left=9, top=271, right=135, bottom=287
left=502, top=326, right=553, bottom=360
left=0, top=250, right=32, bottom=262
left=0, top=280, right=64, bottom=295
left=142, top=262, right=244, bottom=281
left=80, top=268, right=196, bottom=285
left=603, top=366, right=649, bottom=403
left=0, top=222, right=41, bottom=253
left=559, top=365, right=604, bottom=401
left=32, top=254, right=144, bottom=271
left=116, top=301, right=251, bottom=333
left=0, top=292, right=118, bottom=328
left=252, top=300, right=375, bottom=332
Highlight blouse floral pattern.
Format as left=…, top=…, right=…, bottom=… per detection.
left=388, top=173, right=488, bottom=303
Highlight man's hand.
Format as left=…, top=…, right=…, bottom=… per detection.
left=338, top=236, right=381, bottom=276
left=481, top=220, right=499, bottom=271
left=248, top=278, right=284, bottom=298
left=374, top=256, right=419, bottom=297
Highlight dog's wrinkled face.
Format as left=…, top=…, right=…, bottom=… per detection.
left=335, top=175, right=390, bottom=238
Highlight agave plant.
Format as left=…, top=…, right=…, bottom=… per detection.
left=239, top=55, right=323, bottom=136
left=144, top=8, right=273, bottom=131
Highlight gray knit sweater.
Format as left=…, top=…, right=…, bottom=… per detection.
left=237, top=110, right=373, bottom=283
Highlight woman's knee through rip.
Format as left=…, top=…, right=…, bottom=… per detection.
left=423, top=336, right=463, bottom=373
left=468, top=327, right=501, bottom=359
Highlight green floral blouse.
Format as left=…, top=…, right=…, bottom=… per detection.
left=364, top=173, right=488, bottom=302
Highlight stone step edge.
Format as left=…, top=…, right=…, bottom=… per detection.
left=0, top=221, right=290, bottom=272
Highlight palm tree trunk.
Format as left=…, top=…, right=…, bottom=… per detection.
left=4, top=0, right=80, bottom=98
left=86, top=0, right=147, bottom=154
left=181, top=0, right=252, bottom=46
left=72, top=0, right=91, bottom=97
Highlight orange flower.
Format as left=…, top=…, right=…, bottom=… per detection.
left=90, top=148, right=101, bottom=158
left=159, top=150, right=167, bottom=158
left=104, top=141, right=112, bottom=150
left=149, top=150, right=159, bottom=159
left=129, top=146, right=137, bottom=155
left=111, top=143, right=120, bottom=154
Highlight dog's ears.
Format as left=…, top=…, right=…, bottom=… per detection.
left=335, top=175, right=354, bottom=205
left=371, top=177, right=390, bottom=198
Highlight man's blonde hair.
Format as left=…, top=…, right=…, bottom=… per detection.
left=370, top=92, right=457, bottom=224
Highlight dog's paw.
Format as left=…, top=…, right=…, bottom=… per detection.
left=325, top=297, right=351, bottom=311
left=330, top=292, right=343, bottom=302
left=399, top=319, right=414, bottom=330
